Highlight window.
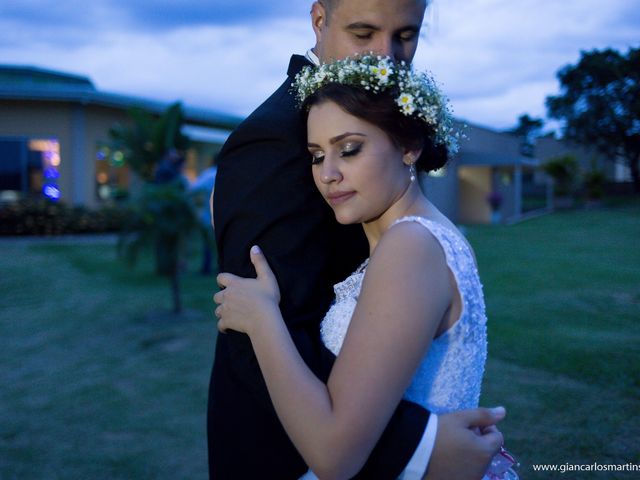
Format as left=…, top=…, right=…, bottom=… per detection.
left=95, top=144, right=130, bottom=201
left=0, top=137, right=61, bottom=200
left=29, top=139, right=61, bottom=200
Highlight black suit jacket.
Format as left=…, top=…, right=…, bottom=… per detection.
left=208, top=54, right=429, bottom=479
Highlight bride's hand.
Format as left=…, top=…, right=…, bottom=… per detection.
left=214, top=246, right=281, bottom=336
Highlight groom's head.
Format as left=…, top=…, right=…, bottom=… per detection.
left=311, top=0, right=428, bottom=64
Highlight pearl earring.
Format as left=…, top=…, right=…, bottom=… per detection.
left=409, top=163, right=417, bottom=182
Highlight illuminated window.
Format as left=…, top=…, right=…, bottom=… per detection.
left=0, top=137, right=61, bottom=201
left=29, top=139, right=61, bottom=200
left=95, top=144, right=130, bottom=201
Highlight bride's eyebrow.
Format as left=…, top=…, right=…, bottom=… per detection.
left=329, top=132, right=367, bottom=144
left=307, top=132, right=367, bottom=149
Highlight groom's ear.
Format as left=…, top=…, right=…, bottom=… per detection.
left=311, top=2, right=327, bottom=41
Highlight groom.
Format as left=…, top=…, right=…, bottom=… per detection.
left=209, top=1, right=505, bottom=478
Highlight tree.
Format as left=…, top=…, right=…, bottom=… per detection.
left=118, top=179, right=206, bottom=314
left=111, top=103, right=208, bottom=314
left=508, top=114, right=544, bottom=157
left=109, top=102, right=189, bottom=182
left=546, top=47, right=640, bottom=192
left=543, top=154, right=579, bottom=197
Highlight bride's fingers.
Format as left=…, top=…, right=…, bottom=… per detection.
left=217, top=272, right=240, bottom=288
left=213, top=290, right=224, bottom=305
left=217, top=318, right=228, bottom=333
left=215, top=306, right=231, bottom=334
left=249, top=245, right=275, bottom=282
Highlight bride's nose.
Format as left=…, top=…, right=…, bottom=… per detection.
left=319, top=160, right=343, bottom=184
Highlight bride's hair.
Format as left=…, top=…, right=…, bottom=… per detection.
left=301, top=82, right=449, bottom=173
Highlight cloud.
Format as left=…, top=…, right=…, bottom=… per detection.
left=0, top=0, right=309, bottom=34
left=0, top=0, right=638, bottom=130
left=0, top=16, right=313, bottom=116
left=112, top=0, right=310, bottom=27
left=413, top=0, right=640, bottom=128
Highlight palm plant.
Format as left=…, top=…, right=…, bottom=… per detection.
left=111, top=103, right=208, bottom=314
left=110, top=102, right=189, bottom=182
left=118, top=180, right=208, bottom=313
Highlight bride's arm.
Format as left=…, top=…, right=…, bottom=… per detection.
left=216, top=222, right=452, bottom=479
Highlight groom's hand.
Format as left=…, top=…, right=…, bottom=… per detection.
left=424, top=407, right=506, bottom=480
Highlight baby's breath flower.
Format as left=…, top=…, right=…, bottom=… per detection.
left=291, top=53, right=460, bottom=155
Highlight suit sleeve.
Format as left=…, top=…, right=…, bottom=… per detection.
left=213, top=86, right=340, bottom=408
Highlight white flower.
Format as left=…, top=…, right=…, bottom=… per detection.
left=397, top=92, right=414, bottom=107
left=370, top=62, right=392, bottom=84
left=401, top=103, right=416, bottom=115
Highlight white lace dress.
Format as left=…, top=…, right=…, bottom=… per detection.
left=321, top=216, right=488, bottom=414
left=302, top=217, right=517, bottom=480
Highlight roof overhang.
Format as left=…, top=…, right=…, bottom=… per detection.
left=0, top=87, right=242, bottom=131
left=457, top=150, right=539, bottom=167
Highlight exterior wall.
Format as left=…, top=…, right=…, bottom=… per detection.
left=1, top=99, right=229, bottom=208
left=458, top=166, right=492, bottom=224
left=420, top=159, right=459, bottom=222
left=535, top=136, right=612, bottom=183
left=0, top=100, right=137, bottom=208
left=0, top=100, right=74, bottom=201
left=492, top=166, right=522, bottom=222
left=461, top=122, right=522, bottom=157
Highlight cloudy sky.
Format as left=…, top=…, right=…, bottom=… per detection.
left=1, top=0, right=638, bottom=131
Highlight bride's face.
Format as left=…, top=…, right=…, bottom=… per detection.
left=307, top=100, right=413, bottom=225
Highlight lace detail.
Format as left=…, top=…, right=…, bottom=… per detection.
left=320, top=216, right=488, bottom=414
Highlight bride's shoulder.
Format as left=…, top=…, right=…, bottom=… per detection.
left=358, top=219, right=453, bottom=328
left=368, top=219, right=448, bottom=279
left=389, top=215, right=478, bottom=269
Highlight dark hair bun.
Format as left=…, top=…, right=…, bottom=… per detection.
left=416, top=134, right=448, bottom=172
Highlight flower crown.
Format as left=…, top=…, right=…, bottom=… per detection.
left=292, top=54, right=460, bottom=154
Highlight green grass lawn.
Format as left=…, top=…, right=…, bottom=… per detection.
left=0, top=239, right=217, bottom=479
left=1, top=200, right=638, bottom=479
left=469, top=199, right=640, bottom=479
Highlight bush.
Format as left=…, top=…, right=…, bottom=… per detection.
left=583, top=168, right=606, bottom=200
left=543, top=154, right=579, bottom=196
left=0, top=198, right=132, bottom=236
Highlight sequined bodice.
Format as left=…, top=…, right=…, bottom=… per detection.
left=320, top=216, right=488, bottom=414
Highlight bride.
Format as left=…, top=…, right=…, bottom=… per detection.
left=214, top=56, right=517, bottom=480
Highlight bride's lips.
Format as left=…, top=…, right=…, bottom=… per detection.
left=326, top=190, right=356, bottom=206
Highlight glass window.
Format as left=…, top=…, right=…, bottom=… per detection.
left=0, top=137, right=60, bottom=200
left=95, top=144, right=130, bottom=201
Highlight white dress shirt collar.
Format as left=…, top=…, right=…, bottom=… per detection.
left=305, top=48, right=321, bottom=67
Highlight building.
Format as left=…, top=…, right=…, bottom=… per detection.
left=1, top=64, right=549, bottom=224
left=423, top=121, right=547, bottom=224
left=535, top=135, right=630, bottom=183
left=0, top=65, right=241, bottom=208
